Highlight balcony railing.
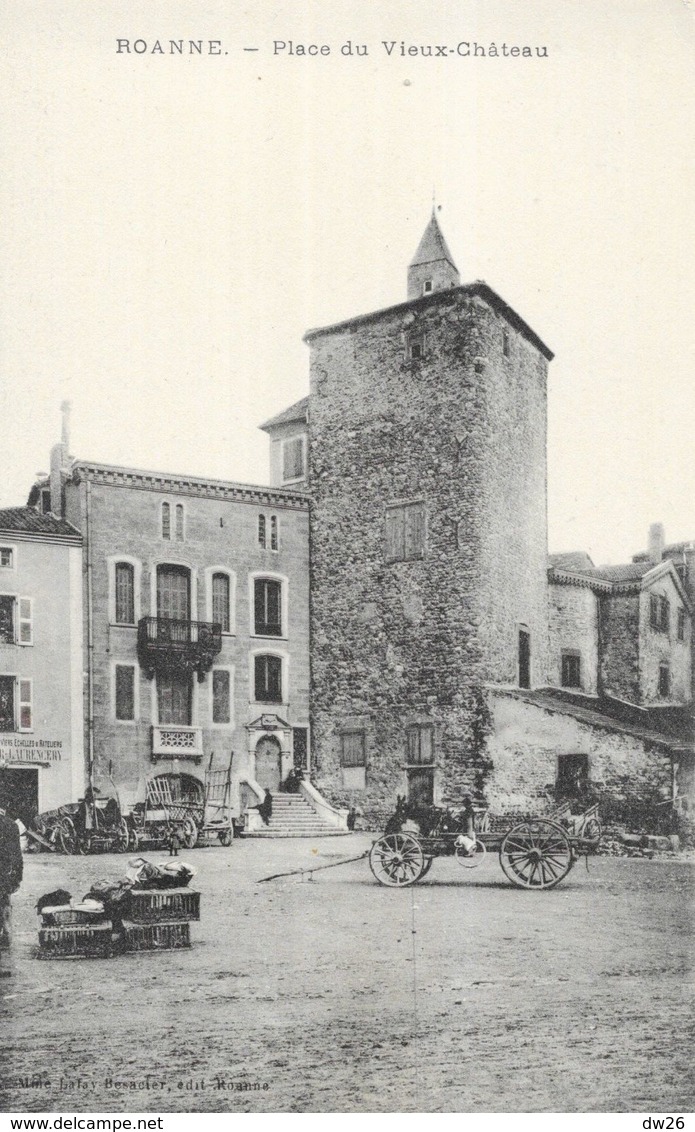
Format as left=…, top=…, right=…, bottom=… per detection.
left=151, top=725, right=204, bottom=762
left=137, top=616, right=222, bottom=681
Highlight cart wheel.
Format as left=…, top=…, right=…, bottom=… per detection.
left=369, top=833, right=425, bottom=887
left=581, top=817, right=602, bottom=846
left=455, top=839, right=487, bottom=869
left=182, top=815, right=198, bottom=849
left=113, top=818, right=130, bottom=853
left=218, top=827, right=233, bottom=847
left=57, top=817, right=77, bottom=854
left=419, top=857, right=434, bottom=878
left=499, top=819, right=572, bottom=890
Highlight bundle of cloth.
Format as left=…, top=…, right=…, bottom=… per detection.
left=124, top=857, right=196, bottom=890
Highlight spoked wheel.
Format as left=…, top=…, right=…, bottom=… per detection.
left=57, top=817, right=77, bottom=854
left=455, top=839, right=487, bottom=869
left=581, top=817, right=602, bottom=846
left=113, top=817, right=130, bottom=853
left=499, top=819, right=572, bottom=890
left=181, top=815, right=199, bottom=850
left=369, top=833, right=426, bottom=887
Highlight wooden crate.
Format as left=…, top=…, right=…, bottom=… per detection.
left=123, top=920, right=191, bottom=952
left=40, top=906, right=107, bottom=927
left=127, top=888, right=200, bottom=923
left=38, top=923, right=115, bottom=959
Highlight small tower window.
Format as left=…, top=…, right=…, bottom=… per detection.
left=258, top=515, right=266, bottom=549
left=175, top=504, right=184, bottom=541
left=270, top=516, right=278, bottom=551
left=161, top=502, right=171, bottom=540
left=406, top=333, right=425, bottom=362
left=422, top=279, right=433, bottom=295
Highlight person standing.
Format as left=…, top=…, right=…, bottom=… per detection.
left=0, top=804, right=23, bottom=978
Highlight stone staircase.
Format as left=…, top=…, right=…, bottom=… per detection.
left=243, top=792, right=350, bottom=838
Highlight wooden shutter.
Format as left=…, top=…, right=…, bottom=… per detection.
left=405, top=503, right=426, bottom=559
left=385, top=507, right=405, bottom=561
left=18, top=679, right=32, bottom=731
left=18, top=598, right=33, bottom=644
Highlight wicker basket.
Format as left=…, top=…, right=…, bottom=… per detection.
left=123, top=920, right=191, bottom=952
left=127, top=888, right=200, bottom=923
left=40, top=906, right=108, bottom=927
left=38, top=923, right=115, bottom=959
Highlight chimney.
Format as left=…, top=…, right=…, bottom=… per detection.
left=61, top=400, right=72, bottom=453
left=648, top=522, right=665, bottom=564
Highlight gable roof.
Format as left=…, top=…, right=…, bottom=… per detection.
left=549, top=556, right=690, bottom=607
left=0, top=506, right=82, bottom=543
left=258, top=396, right=309, bottom=433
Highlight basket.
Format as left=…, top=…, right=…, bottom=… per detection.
left=127, top=888, right=200, bottom=923
left=123, top=920, right=191, bottom=952
left=38, top=923, right=115, bottom=959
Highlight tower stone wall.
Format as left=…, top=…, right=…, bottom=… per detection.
left=306, top=281, right=551, bottom=820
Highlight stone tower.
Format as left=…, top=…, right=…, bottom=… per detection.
left=306, top=214, right=553, bottom=818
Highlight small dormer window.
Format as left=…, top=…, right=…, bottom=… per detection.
left=423, top=279, right=433, bottom=295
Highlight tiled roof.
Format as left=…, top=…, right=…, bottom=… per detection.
left=578, top=562, right=655, bottom=583
left=548, top=551, right=595, bottom=571
left=490, top=687, right=692, bottom=751
left=0, top=507, right=81, bottom=540
left=258, top=396, right=309, bottom=432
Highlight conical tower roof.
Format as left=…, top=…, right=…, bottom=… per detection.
left=407, top=210, right=460, bottom=299
left=409, top=210, right=459, bottom=272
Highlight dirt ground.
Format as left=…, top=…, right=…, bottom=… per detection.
left=1, top=835, right=693, bottom=1114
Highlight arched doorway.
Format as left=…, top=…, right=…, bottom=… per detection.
left=255, top=735, right=282, bottom=792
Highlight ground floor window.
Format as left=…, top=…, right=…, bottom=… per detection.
left=0, top=676, right=32, bottom=731
left=561, top=650, right=581, bottom=688
left=556, top=753, right=589, bottom=799
left=157, top=673, right=192, bottom=725
left=0, top=766, right=39, bottom=825
left=658, top=663, right=670, bottom=698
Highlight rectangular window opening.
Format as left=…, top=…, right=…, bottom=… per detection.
left=115, top=665, right=135, bottom=721
left=212, top=669, right=231, bottom=724
left=561, top=651, right=581, bottom=688
left=385, top=501, right=426, bottom=563
left=254, top=654, right=282, bottom=703
left=282, top=436, right=305, bottom=482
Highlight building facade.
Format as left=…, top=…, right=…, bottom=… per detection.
left=31, top=448, right=311, bottom=821
left=0, top=508, right=84, bottom=824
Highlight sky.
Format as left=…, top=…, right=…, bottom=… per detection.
left=1, top=0, right=694, bottom=565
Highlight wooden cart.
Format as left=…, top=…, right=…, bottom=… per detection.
left=196, top=752, right=234, bottom=846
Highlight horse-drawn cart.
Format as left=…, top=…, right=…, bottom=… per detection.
left=368, top=801, right=602, bottom=890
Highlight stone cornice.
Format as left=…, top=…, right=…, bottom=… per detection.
left=69, top=461, right=309, bottom=511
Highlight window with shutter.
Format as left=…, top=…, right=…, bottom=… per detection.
left=115, top=563, right=135, bottom=624
left=212, top=573, right=230, bottom=633
left=115, top=665, right=135, bottom=721
left=18, top=679, right=32, bottom=731
left=254, top=654, right=282, bottom=703
left=385, top=502, right=426, bottom=562
left=0, top=597, right=14, bottom=644
left=406, top=724, right=435, bottom=765
left=18, top=598, right=33, bottom=645
left=340, top=731, right=366, bottom=767
left=212, top=669, right=231, bottom=724
left=282, top=436, right=305, bottom=482
left=0, top=676, right=14, bottom=731
left=254, top=579, right=282, bottom=636
left=561, top=651, right=581, bottom=688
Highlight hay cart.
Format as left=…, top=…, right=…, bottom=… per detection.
left=54, top=770, right=130, bottom=854
left=368, top=802, right=602, bottom=890
left=196, top=752, right=234, bottom=846
left=127, top=774, right=203, bottom=851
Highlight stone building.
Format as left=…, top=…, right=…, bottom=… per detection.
left=0, top=507, right=84, bottom=823
left=265, top=211, right=553, bottom=816
left=27, top=435, right=319, bottom=831
left=262, top=212, right=694, bottom=826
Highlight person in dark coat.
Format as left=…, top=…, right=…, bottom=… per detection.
left=256, top=789, right=273, bottom=826
left=0, top=804, right=23, bottom=978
